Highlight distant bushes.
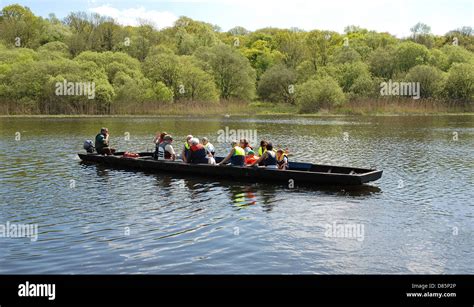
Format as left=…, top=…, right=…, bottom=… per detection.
left=405, top=65, right=445, bottom=98
left=0, top=4, right=473, bottom=114
left=296, top=76, right=346, bottom=112
left=257, top=64, right=297, bottom=104
left=444, top=63, right=474, bottom=101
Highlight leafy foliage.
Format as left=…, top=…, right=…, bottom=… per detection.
left=0, top=5, right=472, bottom=114
left=296, top=76, right=346, bottom=112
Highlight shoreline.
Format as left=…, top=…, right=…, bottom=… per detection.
left=1, top=112, right=473, bottom=118
left=2, top=99, right=472, bottom=118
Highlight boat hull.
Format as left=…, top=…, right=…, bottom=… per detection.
left=78, top=152, right=382, bottom=186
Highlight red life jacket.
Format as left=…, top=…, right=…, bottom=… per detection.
left=123, top=151, right=139, bottom=158
left=190, top=144, right=204, bottom=152
left=189, top=144, right=207, bottom=164
left=245, top=155, right=258, bottom=165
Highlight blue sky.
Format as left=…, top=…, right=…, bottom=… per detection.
left=0, top=0, right=473, bottom=37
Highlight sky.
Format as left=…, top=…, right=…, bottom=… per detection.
left=0, top=0, right=472, bottom=37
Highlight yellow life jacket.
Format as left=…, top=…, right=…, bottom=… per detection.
left=184, top=142, right=190, bottom=150
left=277, top=153, right=288, bottom=162
left=233, top=146, right=245, bottom=156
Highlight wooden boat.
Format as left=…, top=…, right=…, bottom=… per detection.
left=78, top=152, right=382, bottom=186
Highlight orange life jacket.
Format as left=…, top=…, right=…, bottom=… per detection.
left=245, top=155, right=258, bottom=165
left=123, top=151, right=139, bottom=158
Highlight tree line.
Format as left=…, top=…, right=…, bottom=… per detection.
left=0, top=4, right=473, bottom=114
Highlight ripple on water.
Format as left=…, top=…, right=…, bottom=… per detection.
left=0, top=116, right=473, bottom=274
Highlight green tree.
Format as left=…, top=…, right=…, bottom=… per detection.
left=39, top=13, right=72, bottom=45
left=335, top=62, right=371, bottom=91
left=405, top=65, right=445, bottom=98
left=274, top=30, right=305, bottom=68
left=332, top=46, right=361, bottom=64
left=441, top=45, right=473, bottom=68
left=368, top=46, right=397, bottom=79
left=0, top=4, right=41, bottom=48
left=196, top=44, right=256, bottom=100
left=444, top=27, right=474, bottom=52
left=228, top=26, right=250, bottom=36
left=114, top=24, right=161, bottom=61
left=410, top=23, right=434, bottom=48
left=63, top=12, right=94, bottom=56
left=178, top=58, right=219, bottom=102
left=153, top=81, right=174, bottom=103
left=428, top=48, right=450, bottom=71
left=37, top=41, right=70, bottom=60
left=257, top=64, right=297, bottom=103
left=443, top=63, right=474, bottom=101
left=296, top=76, right=346, bottom=113
left=241, top=39, right=283, bottom=79
left=335, top=61, right=374, bottom=98
left=173, top=17, right=218, bottom=55
left=395, top=41, right=430, bottom=72
left=143, top=51, right=182, bottom=97
left=304, top=30, right=341, bottom=72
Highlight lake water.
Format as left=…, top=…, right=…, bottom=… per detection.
left=0, top=115, right=472, bottom=274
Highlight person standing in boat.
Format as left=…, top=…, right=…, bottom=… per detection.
left=217, top=141, right=245, bottom=167
left=253, top=143, right=277, bottom=169
left=157, top=135, right=176, bottom=161
left=181, top=135, right=193, bottom=163
left=186, top=138, right=208, bottom=164
left=95, top=128, right=115, bottom=155
left=276, top=149, right=289, bottom=170
left=201, top=137, right=215, bottom=157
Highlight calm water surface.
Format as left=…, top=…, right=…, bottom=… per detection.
left=0, top=115, right=472, bottom=274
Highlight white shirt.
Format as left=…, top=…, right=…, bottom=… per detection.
left=205, top=142, right=215, bottom=154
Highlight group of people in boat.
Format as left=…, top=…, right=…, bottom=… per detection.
left=90, top=128, right=289, bottom=170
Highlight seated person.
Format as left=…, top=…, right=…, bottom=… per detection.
left=157, top=135, right=176, bottom=161
left=153, top=131, right=168, bottom=159
left=202, top=137, right=215, bottom=156
left=240, top=139, right=253, bottom=154
left=153, top=131, right=168, bottom=145
left=257, top=140, right=268, bottom=156
left=95, top=127, right=115, bottom=155
left=181, top=135, right=193, bottom=163
left=217, top=141, right=245, bottom=167
left=186, top=138, right=208, bottom=164
left=253, top=143, right=277, bottom=169
left=276, top=149, right=289, bottom=170
left=245, top=150, right=259, bottom=166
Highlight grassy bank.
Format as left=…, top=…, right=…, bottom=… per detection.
left=1, top=99, right=472, bottom=117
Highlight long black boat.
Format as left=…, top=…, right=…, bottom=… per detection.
left=78, top=152, right=382, bottom=186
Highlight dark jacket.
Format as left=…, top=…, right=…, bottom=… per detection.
left=187, top=144, right=208, bottom=164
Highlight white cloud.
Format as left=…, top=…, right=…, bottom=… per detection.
left=89, top=5, right=178, bottom=29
